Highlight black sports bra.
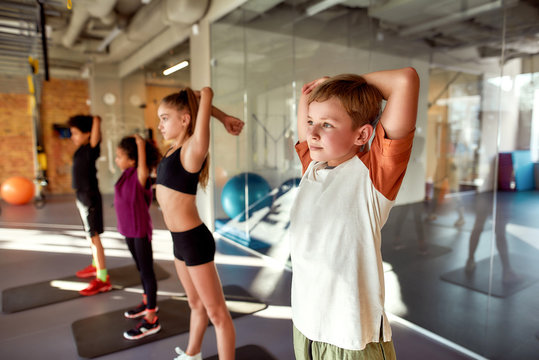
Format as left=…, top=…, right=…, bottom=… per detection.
left=156, top=147, right=204, bottom=195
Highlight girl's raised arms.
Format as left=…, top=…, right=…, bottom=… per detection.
left=134, top=134, right=149, bottom=187
left=184, top=87, right=244, bottom=172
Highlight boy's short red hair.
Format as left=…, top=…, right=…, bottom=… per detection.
left=308, top=74, right=383, bottom=129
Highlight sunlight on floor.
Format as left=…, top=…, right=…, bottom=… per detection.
left=49, top=280, right=88, bottom=291
left=0, top=227, right=282, bottom=268
left=253, top=305, right=292, bottom=320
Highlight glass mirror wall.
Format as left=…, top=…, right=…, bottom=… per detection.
left=210, top=1, right=539, bottom=358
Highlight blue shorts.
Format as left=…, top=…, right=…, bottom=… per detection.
left=171, top=223, right=215, bottom=266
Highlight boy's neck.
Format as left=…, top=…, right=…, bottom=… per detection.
left=327, top=148, right=359, bottom=167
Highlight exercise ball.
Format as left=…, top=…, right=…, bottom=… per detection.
left=214, top=166, right=229, bottom=187
left=221, top=172, right=272, bottom=221
left=277, top=177, right=301, bottom=197
left=1, top=176, right=35, bottom=205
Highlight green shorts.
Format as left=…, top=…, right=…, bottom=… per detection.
left=293, top=326, right=396, bottom=360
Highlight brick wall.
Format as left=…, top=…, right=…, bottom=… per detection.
left=40, top=78, right=90, bottom=194
left=0, top=94, right=35, bottom=185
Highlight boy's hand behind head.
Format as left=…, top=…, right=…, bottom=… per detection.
left=302, top=76, right=330, bottom=96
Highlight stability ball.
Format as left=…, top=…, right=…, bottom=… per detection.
left=221, top=172, right=272, bottom=221
left=277, top=177, right=301, bottom=197
left=1, top=176, right=35, bottom=205
left=214, top=166, right=229, bottom=187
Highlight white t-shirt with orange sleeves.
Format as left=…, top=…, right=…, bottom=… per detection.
left=290, top=121, right=414, bottom=350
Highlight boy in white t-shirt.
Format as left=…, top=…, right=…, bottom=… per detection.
left=291, top=67, right=420, bottom=359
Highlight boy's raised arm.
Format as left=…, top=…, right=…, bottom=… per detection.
left=362, top=67, right=419, bottom=140
left=90, top=115, right=101, bottom=148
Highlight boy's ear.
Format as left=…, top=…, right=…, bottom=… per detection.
left=354, top=124, right=373, bottom=146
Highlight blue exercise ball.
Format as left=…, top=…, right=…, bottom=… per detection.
left=221, top=172, right=272, bottom=221
left=277, top=177, right=301, bottom=197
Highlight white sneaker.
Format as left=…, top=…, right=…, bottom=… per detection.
left=174, top=347, right=202, bottom=360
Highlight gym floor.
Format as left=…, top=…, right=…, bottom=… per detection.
left=1, top=191, right=536, bottom=359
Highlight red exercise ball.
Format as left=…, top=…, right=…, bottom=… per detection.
left=1, top=176, right=35, bottom=205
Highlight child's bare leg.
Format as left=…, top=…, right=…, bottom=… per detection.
left=187, top=262, right=236, bottom=360
left=90, top=234, right=106, bottom=270
left=174, top=259, right=209, bottom=356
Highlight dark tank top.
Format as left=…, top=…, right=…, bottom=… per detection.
left=156, top=147, right=204, bottom=195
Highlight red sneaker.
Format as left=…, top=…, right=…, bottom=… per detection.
left=76, top=264, right=96, bottom=278
left=79, top=276, right=112, bottom=296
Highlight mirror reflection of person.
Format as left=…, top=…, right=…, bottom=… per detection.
left=465, top=194, right=519, bottom=284
left=391, top=136, right=428, bottom=255
left=427, top=155, right=465, bottom=228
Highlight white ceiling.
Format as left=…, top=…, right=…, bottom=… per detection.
left=0, top=0, right=538, bottom=94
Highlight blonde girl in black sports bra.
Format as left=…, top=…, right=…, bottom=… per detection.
left=156, top=87, right=244, bottom=360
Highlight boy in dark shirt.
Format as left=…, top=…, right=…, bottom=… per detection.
left=68, top=115, right=111, bottom=296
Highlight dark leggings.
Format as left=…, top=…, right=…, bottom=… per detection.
left=126, top=237, right=157, bottom=310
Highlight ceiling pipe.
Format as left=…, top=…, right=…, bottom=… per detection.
left=97, top=26, right=122, bottom=52
left=305, top=0, right=386, bottom=16
left=305, top=0, right=346, bottom=16
left=62, top=0, right=117, bottom=48
left=399, top=0, right=504, bottom=37
left=101, top=0, right=209, bottom=63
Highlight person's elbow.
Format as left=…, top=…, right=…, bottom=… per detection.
left=400, top=67, right=420, bottom=92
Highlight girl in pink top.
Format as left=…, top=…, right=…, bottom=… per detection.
left=114, top=134, right=161, bottom=340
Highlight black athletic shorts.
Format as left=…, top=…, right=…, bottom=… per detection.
left=171, top=223, right=215, bottom=266
left=75, top=190, right=104, bottom=236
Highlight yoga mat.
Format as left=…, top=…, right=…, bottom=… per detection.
left=72, top=285, right=268, bottom=359
left=2, top=263, right=170, bottom=313
left=440, top=255, right=538, bottom=298
left=204, top=345, right=276, bottom=360
left=381, top=243, right=452, bottom=270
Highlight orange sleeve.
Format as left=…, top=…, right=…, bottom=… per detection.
left=295, top=141, right=312, bottom=175
left=360, top=122, right=415, bottom=200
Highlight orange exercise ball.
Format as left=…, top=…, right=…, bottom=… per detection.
left=214, top=166, right=229, bottom=188
left=1, top=176, right=35, bottom=205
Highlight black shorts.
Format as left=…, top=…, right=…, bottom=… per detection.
left=75, top=190, right=104, bottom=236
left=172, top=223, right=215, bottom=266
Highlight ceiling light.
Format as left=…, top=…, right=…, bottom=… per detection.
left=163, top=60, right=189, bottom=76
left=97, top=27, right=122, bottom=52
